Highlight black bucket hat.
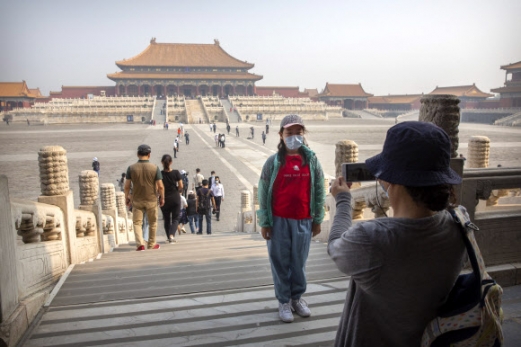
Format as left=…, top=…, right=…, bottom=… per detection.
left=365, top=121, right=462, bottom=187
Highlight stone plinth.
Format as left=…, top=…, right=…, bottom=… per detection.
left=468, top=136, right=490, bottom=168
left=38, top=146, right=69, bottom=196
left=419, top=94, right=461, bottom=158
left=79, top=170, right=98, bottom=206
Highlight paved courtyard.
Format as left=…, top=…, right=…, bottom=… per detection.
left=1, top=118, right=521, bottom=346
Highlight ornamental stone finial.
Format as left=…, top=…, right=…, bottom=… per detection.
left=38, top=145, right=69, bottom=196
left=214, top=39, right=220, bottom=45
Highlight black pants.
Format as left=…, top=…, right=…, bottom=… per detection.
left=214, top=196, right=222, bottom=219
left=161, top=195, right=180, bottom=238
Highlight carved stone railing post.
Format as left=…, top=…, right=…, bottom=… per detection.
left=78, top=170, right=106, bottom=254
left=335, top=140, right=365, bottom=219
left=0, top=175, right=19, bottom=334
left=419, top=94, right=460, bottom=158
left=101, top=183, right=125, bottom=245
left=37, top=146, right=76, bottom=264
left=238, top=190, right=254, bottom=233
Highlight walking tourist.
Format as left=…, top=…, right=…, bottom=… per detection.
left=184, top=131, right=190, bottom=145
left=266, top=123, right=269, bottom=134
left=214, top=133, right=219, bottom=147
left=262, top=131, right=266, bottom=145
left=177, top=192, right=188, bottom=234
left=194, top=168, right=204, bottom=193
left=328, top=122, right=466, bottom=346
left=236, top=125, right=239, bottom=137
left=116, top=173, right=125, bottom=191
left=124, top=144, right=164, bottom=251
left=257, top=114, right=325, bottom=323
left=180, top=169, right=189, bottom=197
left=211, top=176, right=224, bottom=221
left=220, top=133, right=226, bottom=148
left=208, top=170, right=216, bottom=188
left=160, top=154, right=183, bottom=244
left=250, top=127, right=254, bottom=139
left=226, top=123, right=231, bottom=134
left=196, top=179, right=216, bottom=235
left=173, top=139, right=178, bottom=158
left=213, top=123, right=217, bottom=133
left=177, top=127, right=181, bottom=137
left=209, top=123, right=212, bottom=132
left=92, top=157, right=100, bottom=176
left=186, top=191, right=198, bottom=233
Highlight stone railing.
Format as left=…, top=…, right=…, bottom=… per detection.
left=0, top=147, right=135, bottom=346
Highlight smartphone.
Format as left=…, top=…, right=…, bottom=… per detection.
left=342, top=163, right=376, bottom=182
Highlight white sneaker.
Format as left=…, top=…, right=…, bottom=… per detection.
left=291, top=298, right=311, bottom=317
left=278, top=302, right=294, bottom=323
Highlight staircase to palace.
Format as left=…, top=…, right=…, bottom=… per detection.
left=185, top=99, right=207, bottom=124
left=221, top=98, right=241, bottom=122
left=153, top=99, right=166, bottom=124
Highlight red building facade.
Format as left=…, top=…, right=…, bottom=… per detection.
left=428, top=84, right=493, bottom=109
left=107, top=39, right=262, bottom=98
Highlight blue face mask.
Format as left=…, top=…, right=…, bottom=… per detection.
left=284, top=135, right=304, bottom=150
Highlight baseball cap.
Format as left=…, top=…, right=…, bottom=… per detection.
left=280, top=114, right=304, bottom=129
left=137, top=144, right=151, bottom=154
left=181, top=170, right=186, bottom=174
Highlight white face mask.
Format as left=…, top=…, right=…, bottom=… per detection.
left=284, top=135, right=304, bottom=150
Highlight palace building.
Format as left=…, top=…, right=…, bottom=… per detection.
left=317, top=83, right=373, bottom=109
left=428, top=84, right=493, bottom=109
left=0, top=81, right=39, bottom=111
left=491, top=61, right=521, bottom=108
left=107, top=38, right=263, bottom=98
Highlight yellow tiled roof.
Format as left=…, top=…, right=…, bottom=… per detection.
left=0, top=81, right=37, bottom=98
left=116, top=41, right=254, bottom=69
left=429, top=84, right=493, bottom=98
left=368, top=94, right=423, bottom=104
left=319, top=83, right=373, bottom=97
left=107, top=71, right=263, bottom=81
left=500, top=61, right=521, bottom=70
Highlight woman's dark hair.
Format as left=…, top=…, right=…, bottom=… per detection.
left=404, top=184, right=456, bottom=211
left=277, top=126, right=308, bottom=166
left=188, top=193, right=195, bottom=199
left=161, top=154, right=172, bottom=171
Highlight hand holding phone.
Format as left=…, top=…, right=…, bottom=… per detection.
left=331, top=177, right=352, bottom=198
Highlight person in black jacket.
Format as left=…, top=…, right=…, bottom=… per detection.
left=186, top=191, right=198, bottom=233
left=92, top=157, right=100, bottom=176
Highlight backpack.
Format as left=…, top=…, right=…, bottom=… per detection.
left=421, top=206, right=503, bottom=347
left=197, top=189, right=211, bottom=214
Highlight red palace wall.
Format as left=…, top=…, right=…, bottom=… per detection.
left=51, top=86, right=116, bottom=99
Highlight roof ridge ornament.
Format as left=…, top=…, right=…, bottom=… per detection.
left=150, top=37, right=156, bottom=44
left=214, top=39, right=220, bottom=45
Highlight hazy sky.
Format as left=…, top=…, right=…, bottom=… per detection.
left=2, top=0, right=520, bottom=96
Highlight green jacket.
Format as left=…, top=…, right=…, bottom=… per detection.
left=257, top=145, right=325, bottom=227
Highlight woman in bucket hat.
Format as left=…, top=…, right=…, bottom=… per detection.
left=257, top=114, right=326, bottom=323
left=329, top=121, right=467, bottom=346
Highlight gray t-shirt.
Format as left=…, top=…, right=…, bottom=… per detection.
left=328, top=192, right=466, bottom=347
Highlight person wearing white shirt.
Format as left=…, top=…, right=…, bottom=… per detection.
left=211, top=176, right=225, bottom=221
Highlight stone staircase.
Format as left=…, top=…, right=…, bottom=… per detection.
left=397, top=110, right=420, bottom=122
left=185, top=99, right=207, bottom=124
left=494, top=111, right=521, bottom=127
left=23, top=232, right=348, bottom=347
left=221, top=98, right=241, bottom=122
left=153, top=99, right=166, bottom=124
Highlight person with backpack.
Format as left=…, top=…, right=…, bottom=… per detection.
left=196, top=179, right=216, bottom=235
left=221, top=133, right=226, bottom=148
left=328, top=122, right=467, bottom=346
left=92, top=157, right=100, bottom=176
